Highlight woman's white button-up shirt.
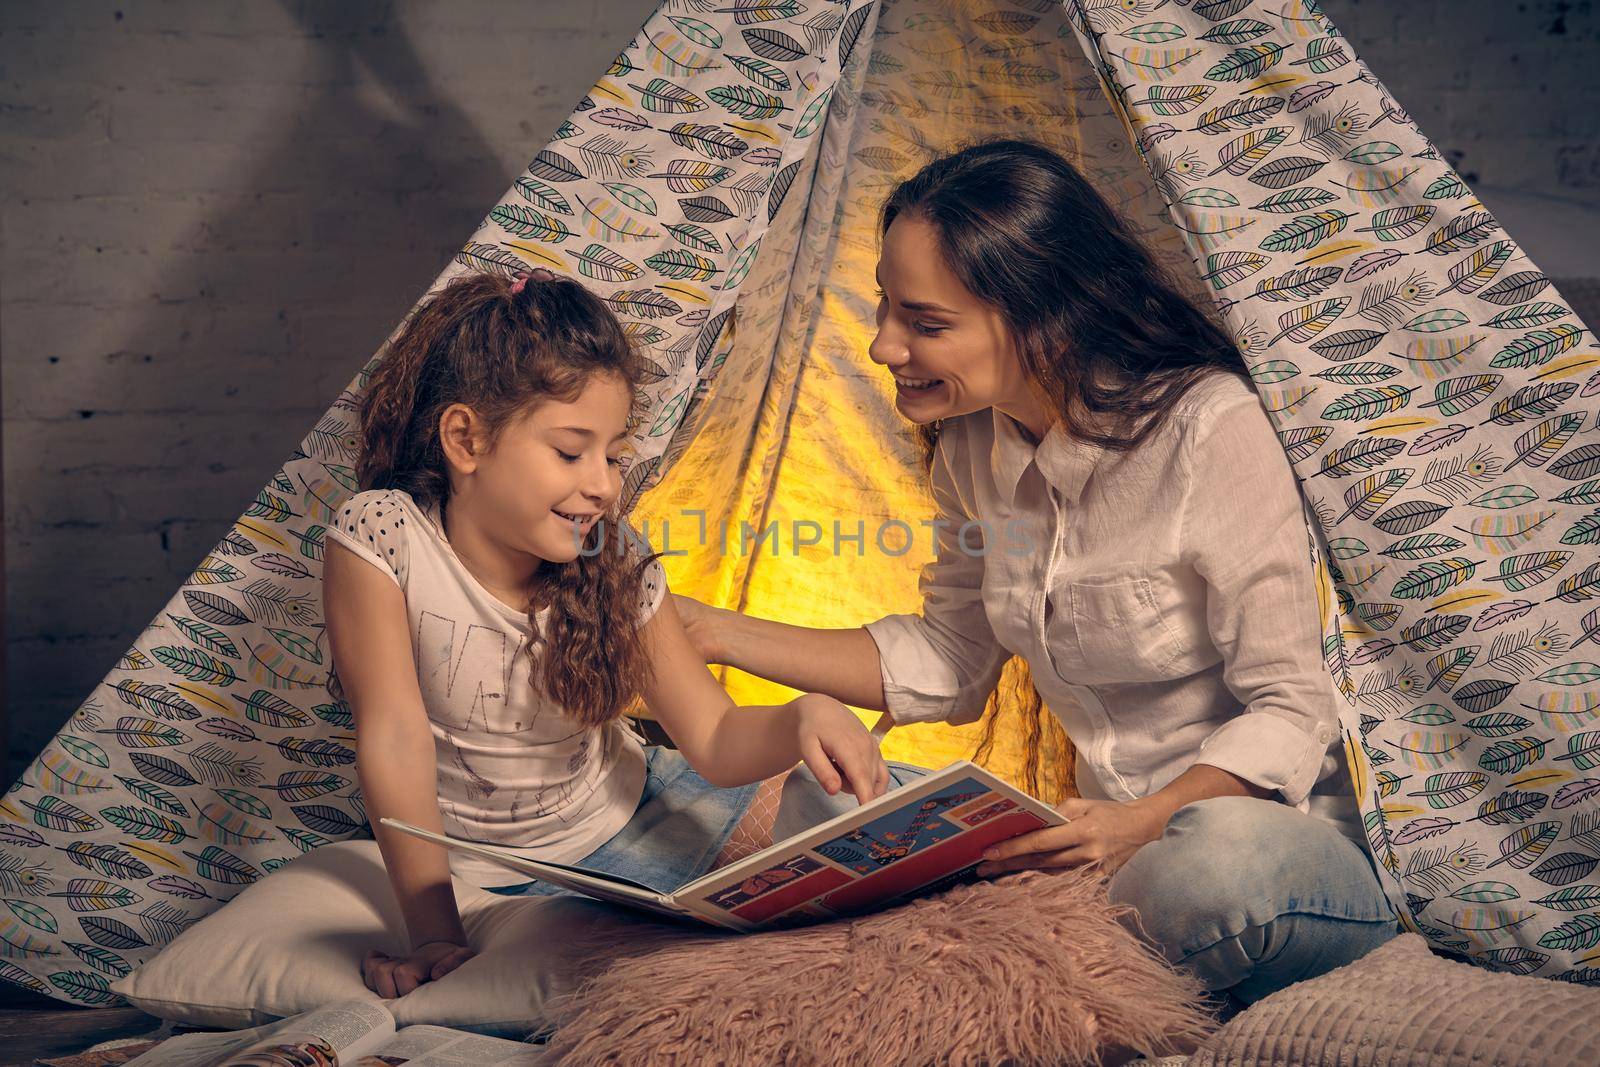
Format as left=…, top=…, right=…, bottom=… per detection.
left=865, top=371, right=1358, bottom=831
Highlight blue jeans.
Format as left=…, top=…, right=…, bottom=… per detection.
left=1109, top=795, right=1399, bottom=1004
left=770, top=759, right=931, bottom=841
left=487, top=746, right=760, bottom=897
left=487, top=749, right=927, bottom=897
left=785, top=771, right=1396, bottom=1004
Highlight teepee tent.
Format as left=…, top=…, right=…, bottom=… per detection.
left=5, top=0, right=1598, bottom=1004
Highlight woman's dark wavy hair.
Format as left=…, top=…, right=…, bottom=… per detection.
left=881, top=139, right=1247, bottom=802
left=354, top=269, right=657, bottom=727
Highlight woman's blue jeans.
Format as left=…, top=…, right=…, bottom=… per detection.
left=783, top=771, right=1398, bottom=1004
left=1108, top=795, right=1398, bottom=1004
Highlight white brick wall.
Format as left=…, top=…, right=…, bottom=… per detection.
left=3, top=0, right=1597, bottom=778
left=1, top=0, right=660, bottom=775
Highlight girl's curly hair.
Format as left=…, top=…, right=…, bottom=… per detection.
left=355, top=269, right=657, bottom=727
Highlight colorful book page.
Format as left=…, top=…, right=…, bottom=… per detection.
left=699, top=779, right=1055, bottom=927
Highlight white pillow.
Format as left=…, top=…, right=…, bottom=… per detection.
left=110, top=839, right=632, bottom=1036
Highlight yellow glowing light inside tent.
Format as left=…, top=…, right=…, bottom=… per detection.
left=630, top=302, right=1056, bottom=799
left=617, top=0, right=1137, bottom=802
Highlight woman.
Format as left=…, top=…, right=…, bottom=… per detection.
left=677, top=140, right=1398, bottom=1004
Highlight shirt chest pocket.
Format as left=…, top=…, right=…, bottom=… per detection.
left=1050, top=576, right=1191, bottom=685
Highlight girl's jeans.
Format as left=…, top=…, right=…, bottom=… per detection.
left=485, top=747, right=926, bottom=898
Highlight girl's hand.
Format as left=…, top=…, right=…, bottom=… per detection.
left=362, top=940, right=477, bottom=999
left=791, top=692, right=890, bottom=804
left=975, top=797, right=1169, bottom=878
left=672, top=593, right=725, bottom=663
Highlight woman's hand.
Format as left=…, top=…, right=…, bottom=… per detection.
left=362, top=939, right=477, bottom=999
left=790, top=692, right=890, bottom=804
left=975, top=796, right=1169, bottom=877
left=672, top=593, right=725, bottom=663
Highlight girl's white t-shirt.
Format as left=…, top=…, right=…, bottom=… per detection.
left=326, top=488, right=664, bottom=888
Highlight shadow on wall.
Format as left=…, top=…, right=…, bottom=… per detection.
left=4, top=1, right=524, bottom=778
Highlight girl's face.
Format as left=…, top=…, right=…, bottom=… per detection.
left=453, top=372, right=633, bottom=566
left=868, top=214, right=1034, bottom=426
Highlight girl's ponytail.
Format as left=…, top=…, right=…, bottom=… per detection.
left=357, top=318, right=433, bottom=493
left=356, top=273, right=508, bottom=498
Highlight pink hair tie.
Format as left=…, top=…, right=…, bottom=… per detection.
left=509, top=267, right=557, bottom=295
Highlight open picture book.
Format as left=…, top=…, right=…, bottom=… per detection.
left=122, top=998, right=544, bottom=1066
left=383, top=759, right=1065, bottom=930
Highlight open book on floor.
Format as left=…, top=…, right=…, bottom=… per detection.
left=122, top=998, right=545, bottom=1067
left=383, top=760, right=1065, bottom=931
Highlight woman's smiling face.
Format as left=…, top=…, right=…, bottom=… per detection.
left=868, top=213, right=1037, bottom=427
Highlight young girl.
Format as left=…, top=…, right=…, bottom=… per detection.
left=323, top=268, right=901, bottom=1000
left=678, top=140, right=1400, bottom=1005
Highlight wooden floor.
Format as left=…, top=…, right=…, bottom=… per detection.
left=0, top=982, right=162, bottom=1066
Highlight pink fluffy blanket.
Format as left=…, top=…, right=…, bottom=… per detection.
left=539, top=865, right=1218, bottom=1066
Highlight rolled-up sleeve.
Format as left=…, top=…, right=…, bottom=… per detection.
left=863, top=432, right=1009, bottom=727
left=1181, top=397, right=1340, bottom=808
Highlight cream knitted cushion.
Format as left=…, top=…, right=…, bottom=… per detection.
left=1190, top=934, right=1600, bottom=1067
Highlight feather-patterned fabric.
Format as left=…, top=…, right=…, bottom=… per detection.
left=4, top=0, right=1598, bottom=1005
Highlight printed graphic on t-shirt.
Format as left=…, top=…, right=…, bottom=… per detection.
left=442, top=727, right=497, bottom=803
left=416, top=612, right=528, bottom=733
